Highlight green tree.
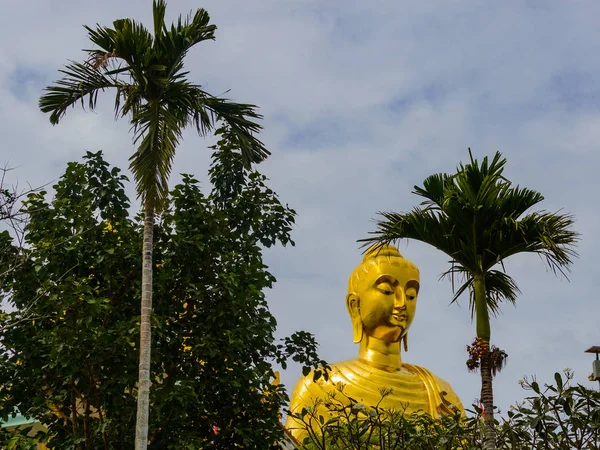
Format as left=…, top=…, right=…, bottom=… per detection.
left=38, top=2, right=269, bottom=447
left=360, top=150, right=578, bottom=450
left=0, top=153, right=141, bottom=449
left=0, top=143, right=326, bottom=449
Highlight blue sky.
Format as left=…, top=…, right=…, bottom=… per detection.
left=2, top=0, right=600, bottom=415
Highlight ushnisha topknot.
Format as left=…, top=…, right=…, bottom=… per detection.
left=348, top=244, right=419, bottom=293
left=362, top=244, right=403, bottom=262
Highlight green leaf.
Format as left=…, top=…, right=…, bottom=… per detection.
left=554, top=372, right=563, bottom=390
left=7, top=436, right=19, bottom=450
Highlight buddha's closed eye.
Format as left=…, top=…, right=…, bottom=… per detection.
left=376, top=283, right=394, bottom=295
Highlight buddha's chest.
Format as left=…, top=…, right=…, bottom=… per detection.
left=326, top=362, right=436, bottom=415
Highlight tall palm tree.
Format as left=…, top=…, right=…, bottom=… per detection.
left=360, top=150, right=578, bottom=450
left=39, top=2, right=269, bottom=448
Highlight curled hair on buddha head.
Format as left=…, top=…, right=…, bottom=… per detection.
left=362, top=244, right=403, bottom=262
left=347, top=244, right=418, bottom=294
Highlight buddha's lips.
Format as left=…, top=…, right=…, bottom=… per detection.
left=392, top=313, right=406, bottom=321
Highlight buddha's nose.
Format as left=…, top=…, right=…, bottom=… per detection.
left=394, top=289, right=406, bottom=309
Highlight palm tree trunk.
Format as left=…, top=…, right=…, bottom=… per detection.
left=474, top=273, right=495, bottom=450
left=474, top=275, right=490, bottom=343
left=480, top=350, right=495, bottom=450
left=135, top=208, right=154, bottom=450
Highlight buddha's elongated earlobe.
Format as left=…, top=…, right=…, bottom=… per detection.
left=402, top=333, right=408, bottom=352
left=352, top=318, right=363, bottom=344
left=346, top=293, right=363, bottom=344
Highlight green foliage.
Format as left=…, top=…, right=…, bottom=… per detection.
left=501, top=371, right=600, bottom=449
left=0, top=426, right=38, bottom=450
left=294, top=371, right=600, bottom=450
left=278, top=331, right=330, bottom=383
left=0, top=133, right=325, bottom=449
left=290, top=385, right=470, bottom=450
left=0, top=152, right=140, bottom=449
left=0, top=229, right=17, bottom=301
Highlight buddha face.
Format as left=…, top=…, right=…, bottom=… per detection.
left=348, top=259, right=420, bottom=344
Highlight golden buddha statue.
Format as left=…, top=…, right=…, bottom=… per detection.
left=285, top=245, right=463, bottom=441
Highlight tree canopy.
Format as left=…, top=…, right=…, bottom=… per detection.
left=0, top=130, right=325, bottom=449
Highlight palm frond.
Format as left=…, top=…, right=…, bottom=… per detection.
left=190, top=92, right=268, bottom=167
left=484, top=270, right=520, bottom=313
left=440, top=266, right=517, bottom=319
left=115, top=83, right=144, bottom=120
left=413, top=173, right=452, bottom=209
left=454, top=150, right=508, bottom=210
left=84, top=19, right=153, bottom=88
left=154, top=82, right=268, bottom=167
left=112, top=19, right=153, bottom=65
left=161, top=7, right=216, bottom=74
left=497, top=185, right=544, bottom=220
left=83, top=24, right=118, bottom=55
left=360, top=208, right=445, bottom=250
left=129, top=102, right=183, bottom=210
left=497, top=210, right=579, bottom=277
left=152, top=0, right=167, bottom=43
left=39, top=61, right=121, bottom=124
left=439, top=264, right=473, bottom=305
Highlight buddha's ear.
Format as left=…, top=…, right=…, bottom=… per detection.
left=346, top=292, right=363, bottom=344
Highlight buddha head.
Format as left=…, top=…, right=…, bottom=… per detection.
left=346, top=245, right=420, bottom=349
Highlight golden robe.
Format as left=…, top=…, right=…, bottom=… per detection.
left=285, top=358, right=463, bottom=441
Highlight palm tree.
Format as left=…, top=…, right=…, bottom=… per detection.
left=360, top=150, right=578, bottom=450
left=39, top=2, right=269, bottom=448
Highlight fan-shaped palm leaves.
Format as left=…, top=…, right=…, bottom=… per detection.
left=361, top=150, right=578, bottom=450
left=39, top=2, right=268, bottom=448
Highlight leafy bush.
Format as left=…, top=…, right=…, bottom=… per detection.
left=293, top=370, right=600, bottom=449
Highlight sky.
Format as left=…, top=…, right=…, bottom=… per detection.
left=1, top=0, right=600, bottom=415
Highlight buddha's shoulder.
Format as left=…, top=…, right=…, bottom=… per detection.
left=289, top=360, right=350, bottom=390
left=402, top=363, right=464, bottom=411
left=289, top=359, right=364, bottom=397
